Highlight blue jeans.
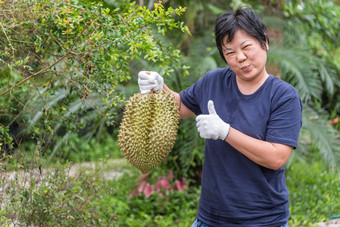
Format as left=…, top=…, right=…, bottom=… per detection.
left=191, top=219, right=209, bottom=227
left=191, top=218, right=289, bottom=227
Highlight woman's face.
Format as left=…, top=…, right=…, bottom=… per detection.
left=222, top=29, right=268, bottom=83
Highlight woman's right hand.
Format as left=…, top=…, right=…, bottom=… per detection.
left=138, top=71, right=164, bottom=94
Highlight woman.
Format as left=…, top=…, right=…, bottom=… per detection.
left=138, top=8, right=302, bottom=227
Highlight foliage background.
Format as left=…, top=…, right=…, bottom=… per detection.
left=0, top=0, right=339, bottom=226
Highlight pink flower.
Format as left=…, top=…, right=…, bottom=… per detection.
left=174, top=177, right=188, bottom=191
left=138, top=181, right=148, bottom=195
left=181, top=177, right=188, bottom=187
left=330, top=117, right=339, bottom=125
left=157, top=176, right=171, bottom=190
left=129, top=173, right=189, bottom=198
left=174, top=180, right=184, bottom=191
left=144, top=183, right=154, bottom=198
left=168, top=171, right=174, bottom=180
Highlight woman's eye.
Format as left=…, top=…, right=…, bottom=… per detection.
left=243, top=45, right=250, bottom=49
left=226, top=52, right=234, bottom=56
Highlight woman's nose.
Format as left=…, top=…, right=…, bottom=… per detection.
left=236, top=51, right=247, bottom=62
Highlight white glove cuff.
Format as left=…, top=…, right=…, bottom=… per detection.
left=220, top=123, right=230, bottom=140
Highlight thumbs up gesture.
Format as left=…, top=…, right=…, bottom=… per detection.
left=196, top=100, right=230, bottom=140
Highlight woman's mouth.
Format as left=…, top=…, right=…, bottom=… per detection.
left=241, top=65, right=250, bottom=71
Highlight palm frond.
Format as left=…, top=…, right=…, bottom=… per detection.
left=268, top=44, right=323, bottom=103
left=297, top=105, right=340, bottom=172
left=316, top=60, right=337, bottom=95
left=29, top=89, right=68, bottom=130
left=48, top=131, right=71, bottom=162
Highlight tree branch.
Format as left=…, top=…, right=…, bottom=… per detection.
left=0, top=51, right=70, bottom=97
left=0, top=22, right=15, bottom=54
left=0, top=21, right=88, bottom=97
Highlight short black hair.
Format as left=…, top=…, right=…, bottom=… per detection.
left=214, top=8, right=269, bottom=63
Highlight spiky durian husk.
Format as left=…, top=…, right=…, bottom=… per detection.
left=118, top=90, right=179, bottom=174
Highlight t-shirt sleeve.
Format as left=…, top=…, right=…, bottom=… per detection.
left=266, top=86, right=302, bottom=149
left=179, top=76, right=206, bottom=116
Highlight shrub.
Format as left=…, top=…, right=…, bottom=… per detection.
left=287, top=159, right=340, bottom=226
left=104, top=170, right=200, bottom=226
left=1, top=163, right=116, bottom=226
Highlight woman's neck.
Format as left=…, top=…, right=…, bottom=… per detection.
left=236, top=72, right=269, bottom=95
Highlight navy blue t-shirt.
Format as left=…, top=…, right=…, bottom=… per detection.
left=180, top=68, right=302, bottom=226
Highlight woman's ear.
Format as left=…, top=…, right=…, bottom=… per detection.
left=264, top=33, right=269, bottom=51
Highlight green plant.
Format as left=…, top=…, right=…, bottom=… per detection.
left=101, top=170, right=200, bottom=226
left=2, top=163, right=116, bottom=226
left=58, top=131, right=123, bottom=163
left=0, top=213, right=12, bottom=226
left=0, top=0, right=190, bottom=161
left=287, top=157, right=340, bottom=226
left=0, top=123, right=13, bottom=154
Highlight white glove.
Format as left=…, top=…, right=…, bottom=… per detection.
left=196, top=100, right=230, bottom=140
left=138, top=71, right=164, bottom=94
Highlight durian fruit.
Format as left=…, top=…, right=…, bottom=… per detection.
left=118, top=90, right=179, bottom=174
